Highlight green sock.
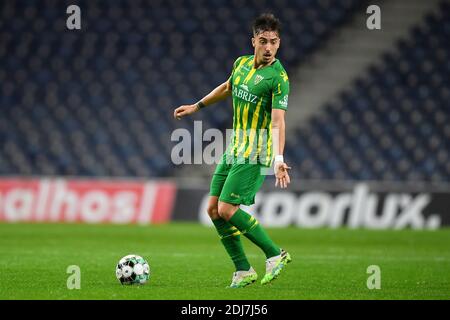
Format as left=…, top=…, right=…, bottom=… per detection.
left=212, top=218, right=251, bottom=271
left=228, top=208, right=280, bottom=259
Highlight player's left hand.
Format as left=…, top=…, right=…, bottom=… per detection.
left=274, top=162, right=291, bottom=189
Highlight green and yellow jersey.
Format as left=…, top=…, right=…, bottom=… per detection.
left=227, top=55, right=290, bottom=166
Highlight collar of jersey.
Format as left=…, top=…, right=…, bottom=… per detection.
left=249, top=55, right=278, bottom=71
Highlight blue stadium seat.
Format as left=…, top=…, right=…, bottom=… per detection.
left=0, top=0, right=373, bottom=177
left=286, top=1, right=450, bottom=182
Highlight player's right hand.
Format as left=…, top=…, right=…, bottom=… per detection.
left=174, top=104, right=198, bottom=120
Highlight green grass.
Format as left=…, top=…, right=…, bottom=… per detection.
left=0, top=223, right=449, bottom=300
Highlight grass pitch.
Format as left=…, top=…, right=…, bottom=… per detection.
left=0, top=223, right=449, bottom=300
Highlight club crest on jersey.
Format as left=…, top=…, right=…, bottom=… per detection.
left=254, top=75, right=264, bottom=85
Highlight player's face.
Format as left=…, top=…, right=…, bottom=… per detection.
left=252, top=31, right=280, bottom=65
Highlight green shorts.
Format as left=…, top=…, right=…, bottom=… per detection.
left=210, top=154, right=267, bottom=206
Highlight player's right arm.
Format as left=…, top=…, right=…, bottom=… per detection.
left=173, top=79, right=231, bottom=120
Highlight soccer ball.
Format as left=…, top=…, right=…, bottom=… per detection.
left=115, top=254, right=150, bottom=285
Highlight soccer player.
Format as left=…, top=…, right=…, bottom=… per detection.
left=173, top=13, right=291, bottom=288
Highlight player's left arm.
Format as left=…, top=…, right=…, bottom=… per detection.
left=271, top=70, right=291, bottom=188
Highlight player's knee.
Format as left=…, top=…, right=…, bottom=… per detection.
left=207, top=204, right=219, bottom=220
left=206, top=196, right=220, bottom=220
left=218, top=202, right=237, bottom=221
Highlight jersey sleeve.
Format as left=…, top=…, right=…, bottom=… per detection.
left=271, top=70, right=290, bottom=110
left=228, top=56, right=243, bottom=86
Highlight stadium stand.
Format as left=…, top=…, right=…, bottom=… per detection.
left=285, top=1, right=450, bottom=182
left=2, top=0, right=448, bottom=183
left=0, top=0, right=363, bottom=177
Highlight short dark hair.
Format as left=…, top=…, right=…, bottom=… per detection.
left=252, top=13, right=281, bottom=36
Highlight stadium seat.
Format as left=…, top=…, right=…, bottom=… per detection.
left=0, top=0, right=363, bottom=177
left=286, top=1, right=450, bottom=181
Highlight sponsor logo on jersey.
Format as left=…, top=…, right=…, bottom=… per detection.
left=279, top=95, right=288, bottom=108
left=240, top=84, right=249, bottom=91
left=232, top=86, right=259, bottom=104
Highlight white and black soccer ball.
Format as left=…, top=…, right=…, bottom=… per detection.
left=116, top=254, right=150, bottom=285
